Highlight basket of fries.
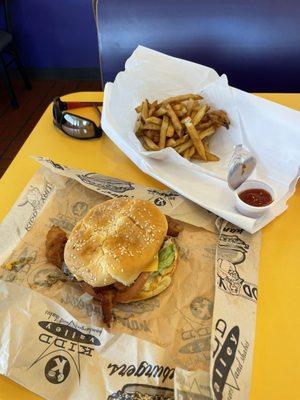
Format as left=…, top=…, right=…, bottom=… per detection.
left=135, top=93, right=230, bottom=162
left=101, top=46, right=300, bottom=232
left=102, top=47, right=242, bottom=180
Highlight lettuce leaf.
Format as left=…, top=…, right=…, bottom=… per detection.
left=153, top=241, right=175, bottom=277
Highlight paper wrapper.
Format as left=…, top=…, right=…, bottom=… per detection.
left=101, top=46, right=300, bottom=233
left=0, top=157, right=261, bottom=400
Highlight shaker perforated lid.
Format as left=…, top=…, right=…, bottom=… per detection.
left=227, top=145, right=256, bottom=190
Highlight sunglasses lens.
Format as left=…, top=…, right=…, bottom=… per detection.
left=61, top=113, right=96, bottom=139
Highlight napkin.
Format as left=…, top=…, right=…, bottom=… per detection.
left=102, top=46, right=300, bottom=233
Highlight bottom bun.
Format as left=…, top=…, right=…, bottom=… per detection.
left=117, top=252, right=177, bottom=303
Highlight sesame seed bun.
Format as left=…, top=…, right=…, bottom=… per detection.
left=64, top=198, right=168, bottom=287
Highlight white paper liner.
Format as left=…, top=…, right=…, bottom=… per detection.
left=101, top=46, right=300, bottom=233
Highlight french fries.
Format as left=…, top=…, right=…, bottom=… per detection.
left=206, top=151, right=220, bottom=161
left=134, top=118, right=143, bottom=134
left=159, top=115, right=169, bottom=149
left=142, top=123, right=161, bottom=131
left=142, top=136, right=159, bottom=151
left=183, top=146, right=195, bottom=160
left=198, top=126, right=216, bottom=140
left=192, top=151, right=220, bottom=162
left=148, top=100, right=158, bottom=117
left=192, top=104, right=207, bottom=126
left=186, top=98, right=194, bottom=115
left=145, top=116, right=162, bottom=125
left=166, top=138, right=177, bottom=147
left=166, top=103, right=183, bottom=136
left=141, top=100, right=149, bottom=122
left=134, top=94, right=230, bottom=162
left=166, top=123, right=174, bottom=137
left=174, top=139, right=193, bottom=154
left=173, top=135, right=189, bottom=147
left=184, top=117, right=206, bottom=161
left=162, top=94, right=202, bottom=104
left=154, top=105, right=167, bottom=116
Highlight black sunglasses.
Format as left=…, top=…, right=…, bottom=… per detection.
left=52, top=97, right=103, bottom=139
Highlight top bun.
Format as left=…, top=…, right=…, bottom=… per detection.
left=64, top=198, right=168, bottom=287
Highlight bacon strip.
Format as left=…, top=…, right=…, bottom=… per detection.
left=95, top=288, right=116, bottom=327
left=45, top=226, right=68, bottom=268
left=79, top=272, right=151, bottom=326
left=166, top=215, right=183, bottom=237
left=113, top=281, right=128, bottom=292
left=79, top=281, right=116, bottom=327
left=114, top=272, right=150, bottom=303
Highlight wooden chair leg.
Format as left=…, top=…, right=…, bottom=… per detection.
left=0, top=54, right=19, bottom=109
left=12, top=44, right=31, bottom=90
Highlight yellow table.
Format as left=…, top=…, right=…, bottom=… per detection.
left=0, top=92, right=299, bottom=400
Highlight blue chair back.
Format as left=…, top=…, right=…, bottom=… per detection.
left=94, top=0, right=300, bottom=92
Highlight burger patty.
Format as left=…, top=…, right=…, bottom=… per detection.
left=45, top=216, right=181, bottom=327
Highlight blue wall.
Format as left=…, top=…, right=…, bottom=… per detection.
left=1, top=0, right=99, bottom=69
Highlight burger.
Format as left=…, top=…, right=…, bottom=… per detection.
left=45, top=198, right=180, bottom=326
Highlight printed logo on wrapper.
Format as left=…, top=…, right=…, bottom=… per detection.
left=107, top=383, right=174, bottom=400
left=29, top=315, right=101, bottom=384
left=107, top=360, right=174, bottom=383
left=44, top=355, right=70, bottom=384
left=178, top=296, right=212, bottom=359
left=35, top=157, right=66, bottom=170
left=190, top=297, right=213, bottom=321
left=113, top=297, right=160, bottom=333
left=77, top=172, right=180, bottom=208
left=216, top=228, right=258, bottom=302
left=50, top=200, right=89, bottom=232
left=18, top=179, right=53, bottom=231
left=77, top=173, right=135, bottom=196
left=212, top=319, right=250, bottom=399
left=147, top=189, right=179, bottom=207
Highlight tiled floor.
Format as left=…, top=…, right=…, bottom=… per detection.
left=0, top=78, right=100, bottom=178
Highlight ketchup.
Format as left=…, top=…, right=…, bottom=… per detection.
left=238, top=188, right=273, bottom=207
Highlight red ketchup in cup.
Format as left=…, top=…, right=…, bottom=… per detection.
left=235, top=180, right=276, bottom=218
left=238, top=188, right=273, bottom=207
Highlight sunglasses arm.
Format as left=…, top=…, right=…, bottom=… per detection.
left=66, top=101, right=103, bottom=110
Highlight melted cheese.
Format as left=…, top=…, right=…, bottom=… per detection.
left=143, top=254, right=159, bottom=273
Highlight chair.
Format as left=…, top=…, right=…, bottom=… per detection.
left=93, top=0, right=300, bottom=92
left=0, top=0, right=31, bottom=108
